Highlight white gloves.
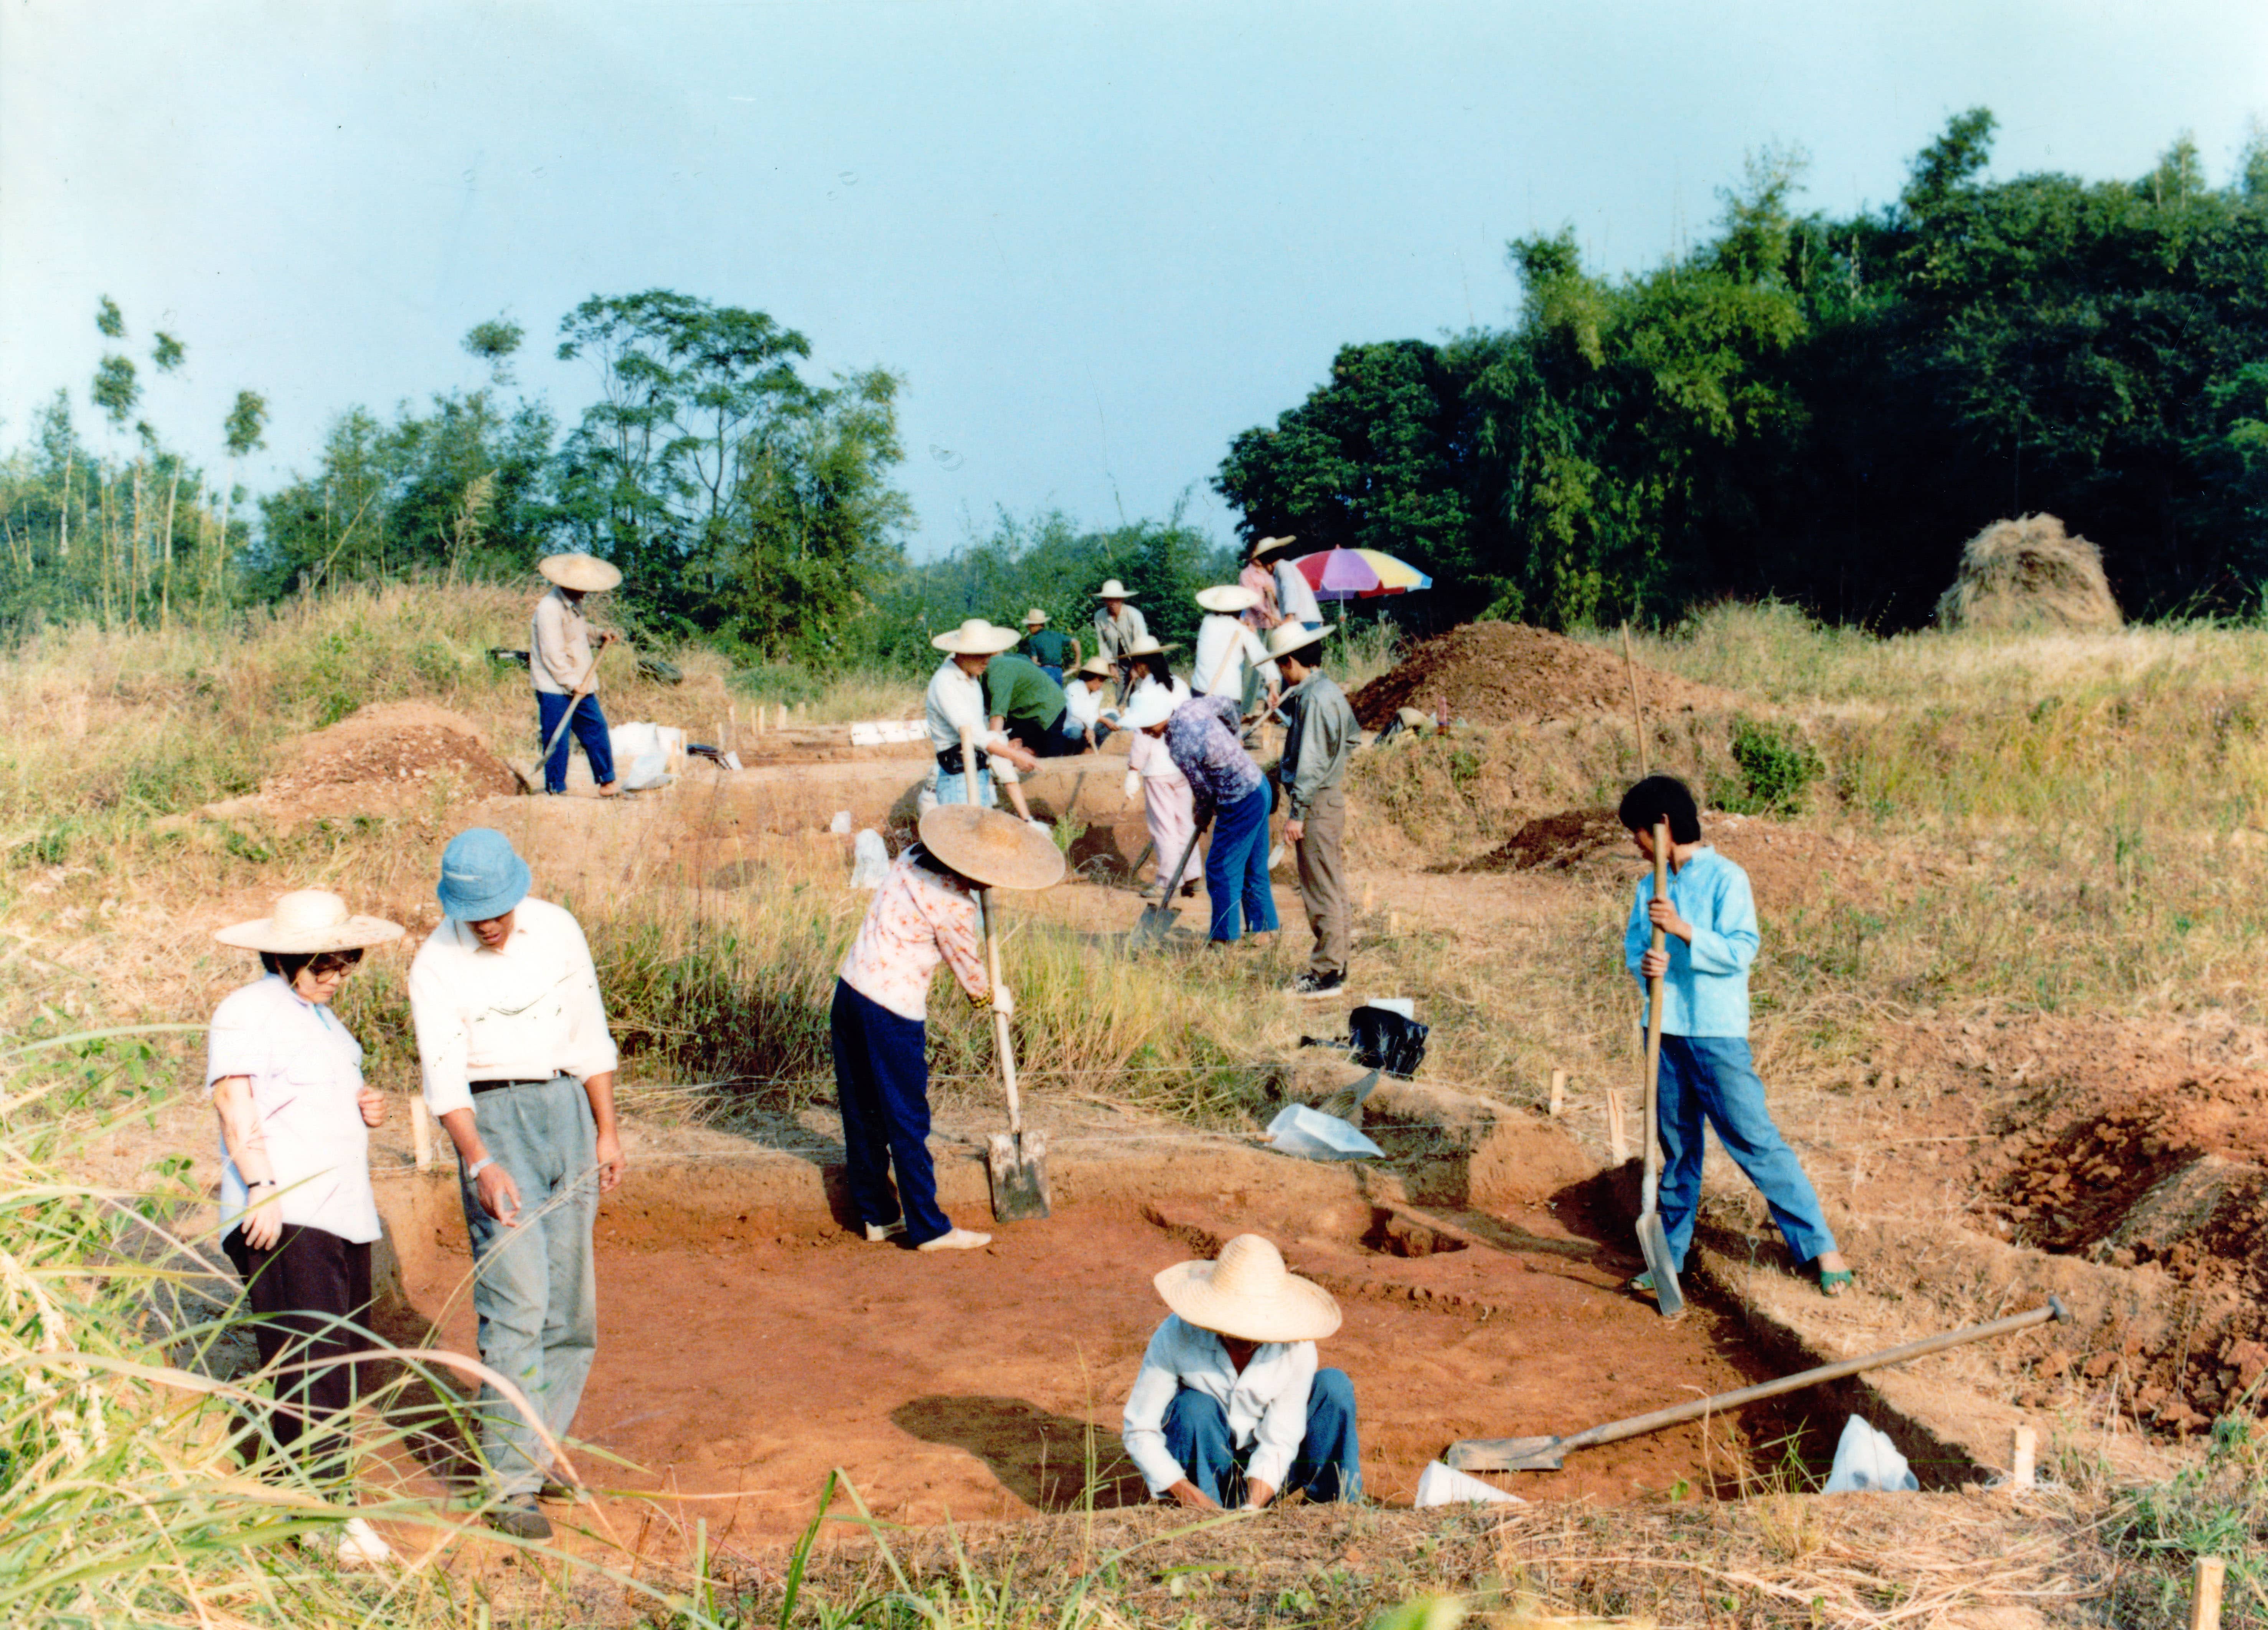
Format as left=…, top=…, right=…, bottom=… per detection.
left=990, top=987, right=1016, bottom=1018
left=1124, top=770, right=1142, bottom=800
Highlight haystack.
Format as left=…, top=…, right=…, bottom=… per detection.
left=1933, top=514, right=2122, bottom=633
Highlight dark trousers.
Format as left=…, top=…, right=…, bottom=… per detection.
left=831, top=978, right=953, bottom=1245
left=537, top=691, right=615, bottom=794
left=1162, top=1369, right=1361, bottom=1504
left=224, top=1223, right=374, bottom=1485
left=1007, top=710, right=1087, bottom=759
left=1038, top=663, right=1065, bottom=689
left=1206, top=785, right=1280, bottom=942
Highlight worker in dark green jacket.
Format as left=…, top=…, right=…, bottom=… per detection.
left=1021, top=609, right=1080, bottom=687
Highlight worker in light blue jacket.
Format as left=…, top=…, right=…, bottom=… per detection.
left=1619, top=775, right=1853, bottom=1298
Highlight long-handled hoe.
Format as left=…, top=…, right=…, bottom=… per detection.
left=960, top=728, right=1052, bottom=1222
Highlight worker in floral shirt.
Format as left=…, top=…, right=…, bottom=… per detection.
left=1122, top=687, right=1280, bottom=946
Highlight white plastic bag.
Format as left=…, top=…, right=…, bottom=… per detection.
left=850, top=830, right=891, bottom=889
left=1414, top=1461, right=1526, bottom=1508
left=1263, top=1103, right=1385, bottom=1162
left=828, top=810, right=852, bottom=834
left=607, top=721, right=682, bottom=791
left=1823, top=1414, right=1918, bottom=1494
left=620, top=750, right=671, bottom=791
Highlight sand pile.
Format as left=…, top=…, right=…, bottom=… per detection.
left=193, top=702, right=524, bottom=825
left=1933, top=513, right=2123, bottom=633
left=1348, top=622, right=1727, bottom=730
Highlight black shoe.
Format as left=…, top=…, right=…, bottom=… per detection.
left=1293, top=972, right=1346, bottom=1000
left=487, top=1495, right=553, bottom=1540
left=536, top=1476, right=583, bottom=1503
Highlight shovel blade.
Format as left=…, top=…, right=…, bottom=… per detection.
left=986, top=1128, right=1052, bottom=1222
left=1128, top=903, right=1179, bottom=951
left=1636, top=1211, right=1686, bottom=1319
left=1445, top=1435, right=1566, bottom=1472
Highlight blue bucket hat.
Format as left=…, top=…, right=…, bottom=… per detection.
left=436, top=827, right=532, bottom=922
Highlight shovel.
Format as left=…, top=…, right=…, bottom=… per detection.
left=1447, top=1296, right=2069, bottom=1472
left=538, top=636, right=613, bottom=766
left=1635, top=817, right=1685, bottom=1317
left=1129, top=812, right=1212, bottom=951
left=959, top=728, right=1050, bottom=1222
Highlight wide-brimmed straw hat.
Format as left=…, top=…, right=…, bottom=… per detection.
left=1122, top=635, right=1178, bottom=659
left=1075, top=654, right=1115, bottom=679
left=538, top=552, right=623, bottom=593
left=917, top=805, right=1067, bottom=890
left=1252, top=535, right=1300, bottom=563
left=1120, top=687, right=1178, bottom=732
left=931, top=618, right=1023, bottom=656
left=1266, top=621, right=1330, bottom=664
left=1095, top=580, right=1137, bottom=600
left=1196, top=585, right=1262, bottom=615
left=1023, top=608, right=1051, bottom=626
left=215, top=890, right=405, bottom=955
left=1155, top=1234, right=1341, bottom=1343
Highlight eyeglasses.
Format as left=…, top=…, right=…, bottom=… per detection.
left=308, top=950, right=363, bottom=978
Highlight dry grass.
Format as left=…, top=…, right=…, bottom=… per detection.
left=1935, top=513, right=2124, bottom=634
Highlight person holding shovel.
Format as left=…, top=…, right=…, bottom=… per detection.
left=531, top=552, right=624, bottom=798
left=1618, top=775, right=1853, bottom=1299
left=408, top=827, right=627, bottom=1540
left=1193, top=585, right=1278, bottom=717
left=921, top=619, right=1042, bottom=818
left=1121, top=1233, right=1360, bottom=1510
left=831, top=805, right=1062, bottom=1253
left=1092, top=580, right=1150, bottom=693
left=208, top=888, right=406, bottom=1566
left=1270, top=622, right=1358, bottom=999
left=1124, top=687, right=1280, bottom=946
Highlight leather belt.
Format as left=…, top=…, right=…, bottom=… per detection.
left=936, top=745, right=988, bottom=775
left=470, top=1076, right=558, bottom=1094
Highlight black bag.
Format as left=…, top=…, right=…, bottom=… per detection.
left=1348, top=1005, right=1429, bottom=1078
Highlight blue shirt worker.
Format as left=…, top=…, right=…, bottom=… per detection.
left=408, top=828, right=626, bottom=1541
left=1122, top=1234, right=1359, bottom=1510
left=1619, top=775, right=1853, bottom=1298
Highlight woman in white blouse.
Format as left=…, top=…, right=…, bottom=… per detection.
left=209, top=889, right=404, bottom=1566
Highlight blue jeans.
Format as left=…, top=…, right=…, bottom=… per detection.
left=1656, top=1035, right=1838, bottom=1270
left=831, top=979, right=954, bottom=1245
left=1206, top=786, right=1279, bottom=942
left=1038, top=664, right=1065, bottom=689
left=536, top=692, right=615, bottom=795
left=1162, top=1369, right=1360, bottom=1504
left=459, top=1076, right=600, bottom=1496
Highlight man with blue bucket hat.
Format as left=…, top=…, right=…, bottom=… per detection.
left=407, top=828, right=624, bottom=1541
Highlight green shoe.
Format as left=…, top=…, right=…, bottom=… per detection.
left=1819, top=1268, right=1856, bottom=1298
left=1626, top=1271, right=1656, bottom=1295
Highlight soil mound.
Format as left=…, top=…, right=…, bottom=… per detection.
left=1455, top=805, right=1887, bottom=913
left=1934, top=513, right=2122, bottom=633
left=1348, top=621, right=1728, bottom=730
left=267, top=703, right=519, bottom=802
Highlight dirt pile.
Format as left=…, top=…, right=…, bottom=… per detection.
left=1348, top=622, right=1729, bottom=730
left=1934, top=513, right=2123, bottom=632
left=1455, top=805, right=1891, bottom=913
left=198, top=702, right=522, bottom=825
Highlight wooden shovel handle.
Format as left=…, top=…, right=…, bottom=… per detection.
left=962, top=725, right=1023, bottom=1138
left=1645, top=819, right=1669, bottom=1178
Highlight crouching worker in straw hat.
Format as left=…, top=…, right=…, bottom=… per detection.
left=923, top=619, right=1043, bottom=822
left=1064, top=653, right=1118, bottom=747
left=1270, top=621, right=1358, bottom=1000
left=1620, top=775, right=1854, bottom=1300
left=210, top=890, right=405, bottom=1566
left=832, top=805, right=1065, bottom=1253
left=1122, top=1234, right=1359, bottom=1510
left=531, top=552, right=625, bottom=798
left=407, top=828, right=625, bottom=1541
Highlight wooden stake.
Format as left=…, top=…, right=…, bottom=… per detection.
left=2190, top=1557, right=2226, bottom=1630
left=1549, top=1069, right=1567, bottom=1116
left=1607, top=1089, right=1630, bottom=1163
left=776, top=703, right=787, bottom=732
left=2011, top=1425, right=2036, bottom=1489
left=409, top=1097, right=434, bottom=1173
left=1386, top=909, right=1400, bottom=935
left=1361, top=881, right=1376, bottom=913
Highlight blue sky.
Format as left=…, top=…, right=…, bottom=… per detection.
left=3, top=1, right=2263, bottom=557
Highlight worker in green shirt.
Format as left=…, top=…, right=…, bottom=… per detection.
left=1022, top=609, right=1080, bottom=687
left=981, top=651, right=1090, bottom=825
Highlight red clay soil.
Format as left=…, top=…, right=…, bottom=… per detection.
left=261, top=702, right=521, bottom=811
left=1348, top=623, right=1729, bottom=731
left=397, top=1195, right=1808, bottom=1538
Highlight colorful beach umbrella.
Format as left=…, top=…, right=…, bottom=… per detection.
left=1292, top=547, right=1434, bottom=601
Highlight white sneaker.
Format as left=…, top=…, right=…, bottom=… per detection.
left=916, top=1227, right=993, bottom=1252
left=336, top=1516, right=394, bottom=1566
left=864, top=1220, right=906, bottom=1243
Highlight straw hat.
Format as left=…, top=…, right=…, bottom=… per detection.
left=1122, top=635, right=1178, bottom=659
left=1095, top=580, right=1137, bottom=600
left=1024, top=608, right=1051, bottom=626
left=1120, top=687, right=1178, bottom=732
left=1196, top=585, right=1262, bottom=615
left=917, top=805, right=1067, bottom=890
left=1252, top=535, right=1300, bottom=563
left=1075, top=654, right=1115, bottom=680
left=1265, top=621, right=1330, bottom=664
left=1154, top=1234, right=1341, bottom=1343
left=214, top=890, right=405, bottom=955
left=538, top=552, right=623, bottom=593
left=931, top=618, right=1023, bottom=656
left=1395, top=705, right=1435, bottom=731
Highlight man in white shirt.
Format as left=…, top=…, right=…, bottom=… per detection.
left=1258, top=538, right=1327, bottom=632
left=1121, top=1234, right=1360, bottom=1510
left=1192, top=585, right=1279, bottom=716
left=1091, top=580, right=1150, bottom=695
left=407, top=827, right=625, bottom=1541
left=531, top=553, right=625, bottom=797
left=922, top=619, right=1042, bottom=821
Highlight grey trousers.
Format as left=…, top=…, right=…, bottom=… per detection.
left=1295, top=785, right=1350, bottom=979
left=459, top=1075, right=599, bottom=1496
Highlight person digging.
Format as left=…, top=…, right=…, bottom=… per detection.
left=1122, top=686, right=1279, bottom=949
left=831, top=804, right=1063, bottom=1253
left=920, top=619, right=1042, bottom=819
left=1618, top=775, right=1854, bottom=1300
left=1121, top=1233, right=1360, bottom=1510
left=1269, top=620, right=1357, bottom=1000
left=531, top=552, right=625, bottom=798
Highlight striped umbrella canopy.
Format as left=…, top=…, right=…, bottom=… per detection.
left=1292, top=547, right=1435, bottom=601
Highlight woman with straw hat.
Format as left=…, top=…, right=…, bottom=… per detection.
left=832, top=805, right=1065, bottom=1253
left=1255, top=536, right=1325, bottom=634
left=1121, top=1233, right=1359, bottom=1510
left=923, top=619, right=1043, bottom=819
left=1239, top=538, right=1287, bottom=631
left=532, top=552, right=625, bottom=798
left=209, top=889, right=406, bottom=1566
left=1117, top=644, right=1197, bottom=898
left=1193, top=585, right=1278, bottom=715
left=1064, top=652, right=1119, bottom=747
left=1122, top=636, right=1186, bottom=709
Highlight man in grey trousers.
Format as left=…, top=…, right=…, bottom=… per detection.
left=408, top=827, right=626, bottom=1540
left=1268, top=623, right=1359, bottom=1000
